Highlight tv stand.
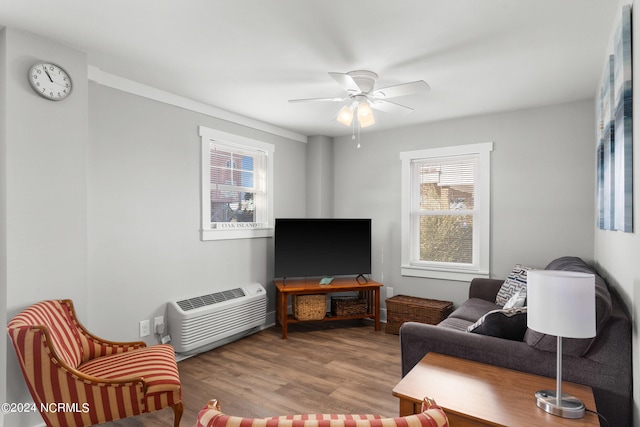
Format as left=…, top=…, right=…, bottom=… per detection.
left=274, top=277, right=382, bottom=339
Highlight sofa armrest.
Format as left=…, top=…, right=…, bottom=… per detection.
left=60, top=299, right=147, bottom=361
left=468, top=278, right=504, bottom=302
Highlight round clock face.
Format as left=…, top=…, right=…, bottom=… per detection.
left=28, top=62, right=72, bottom=101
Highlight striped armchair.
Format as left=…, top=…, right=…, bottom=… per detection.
left=6, top=299, right=183, bottom=427
left=196, top=398, right=449, bottom=427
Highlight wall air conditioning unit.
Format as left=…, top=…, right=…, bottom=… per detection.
left=167, top=282, right=267, bottom=355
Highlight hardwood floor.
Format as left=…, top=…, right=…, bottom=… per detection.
left=102, top=320, right=402, bottom=426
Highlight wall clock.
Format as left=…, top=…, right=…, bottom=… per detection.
left=28, top=62, right=73, bottom=101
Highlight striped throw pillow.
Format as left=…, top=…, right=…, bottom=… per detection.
left=495, top=264, right=533, bottom=306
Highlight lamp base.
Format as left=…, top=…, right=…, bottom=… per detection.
left=535, top=390, right=585, bottom=418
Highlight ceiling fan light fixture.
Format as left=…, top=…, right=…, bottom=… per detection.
left=356, top=101, right=375, bottom=128
left=291, top=69, right=429, bottom=132
left=336, top=105, right=354, bottom=126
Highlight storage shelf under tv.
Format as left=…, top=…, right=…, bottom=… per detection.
left=274, top=277, right=382, bottom=339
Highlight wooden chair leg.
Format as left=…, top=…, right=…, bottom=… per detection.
left=172, top=401, right=184, bottom=427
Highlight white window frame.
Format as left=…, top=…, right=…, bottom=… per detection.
left=200, top=126, right=275, bottom=241
left=400, top=142, right=493, bottom=281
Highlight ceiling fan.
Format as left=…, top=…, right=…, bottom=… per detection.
left=289, top=70, right=430, bottom=129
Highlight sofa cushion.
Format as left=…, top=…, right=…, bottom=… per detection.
left=448, top=298, right=500, bottom=323
left=495, top=264, right=534, bottom=306
left=79, top=343, right=182, bottom=410
left=438, top=316, right=474, bottom=332
left=468, top=307, right=528, bottom=341
left=524, top=256, right=612, bottom=356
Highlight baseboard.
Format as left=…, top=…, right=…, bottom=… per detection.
left=1, top=410, right=45, bottom=427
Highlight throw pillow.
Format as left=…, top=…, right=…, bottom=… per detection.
left=467, top=307, right=528, bottom=341
left=495, top=264, right=533, bottom=306
left=503, top=288, right=526, bottom=309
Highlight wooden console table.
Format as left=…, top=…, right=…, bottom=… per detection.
left=274, top=277, right=382, bottom=339
left=393, top=353, right=599, bottom=426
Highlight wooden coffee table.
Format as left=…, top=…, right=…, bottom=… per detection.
left=392, top=353, right=599, bottom=426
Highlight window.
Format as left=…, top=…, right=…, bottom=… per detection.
left=200, top=126, right=275, bottom=240
left=400, top=142, right=492, bottom=280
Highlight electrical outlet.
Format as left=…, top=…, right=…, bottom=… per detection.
left=154, top=316, right=165, bottom=334
left=386, top=287, right=394, bottom=298
left=139, top=319, right=150, bottom=337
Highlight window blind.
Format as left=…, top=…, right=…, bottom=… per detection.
left=411, top=154, right=478, bottom=266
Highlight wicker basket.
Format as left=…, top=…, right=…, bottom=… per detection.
left=385, top=295, right=453, bottom=334
left=331, top=296, right=367, bottom=316
left=293, top=294, right=326, bottom=321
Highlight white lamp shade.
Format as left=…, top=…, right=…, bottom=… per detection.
left=527, top=270, right=596, bottom=339
left=356, top=102, right=375, bottom=127
left=336, top=105, right=354, bottom=126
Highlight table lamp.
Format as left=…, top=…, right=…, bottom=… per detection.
left=527, top=270, right=596, bottom=418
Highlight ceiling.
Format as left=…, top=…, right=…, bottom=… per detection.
left=1, top=1, right=619, bottom=139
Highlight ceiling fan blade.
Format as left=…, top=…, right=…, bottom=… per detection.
left=372, top=80, right=430, bottom=99
left=288, top=96, right=346, bottom=103
left=370, top=99, right=414, bottom=115
left=328, top=72, right=361, bottom=93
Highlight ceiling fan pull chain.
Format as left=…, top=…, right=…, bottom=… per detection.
left=352, top=112, right=356, bottom=141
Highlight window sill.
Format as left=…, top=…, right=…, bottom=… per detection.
left=201, top=228, right=273, bottom=241
left=401, top=265, right=489, bottom=281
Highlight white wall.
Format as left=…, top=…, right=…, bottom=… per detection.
left=593, top=1, right=639, bottom=424
left=2, top=28, right=89, bottom=427
left=0, top=27, right=7, bottom=427
left=87, top=84, right=307, bottom=341
left=333, top=100, right=596, bottom=308
left=306, top=135, right=333, bottom=217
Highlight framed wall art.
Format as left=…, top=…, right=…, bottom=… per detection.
left=597, top=4, right=633, bottom=232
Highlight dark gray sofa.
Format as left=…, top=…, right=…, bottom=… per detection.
left=399, top=256, right=631, bottom=427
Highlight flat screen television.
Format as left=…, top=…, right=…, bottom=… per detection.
left=274, top=218, right=372, bottom=279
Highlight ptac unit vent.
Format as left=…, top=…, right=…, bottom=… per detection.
left=176, top=288, right=246, bottom=311
left=167, top=283, right=266, bottom=354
